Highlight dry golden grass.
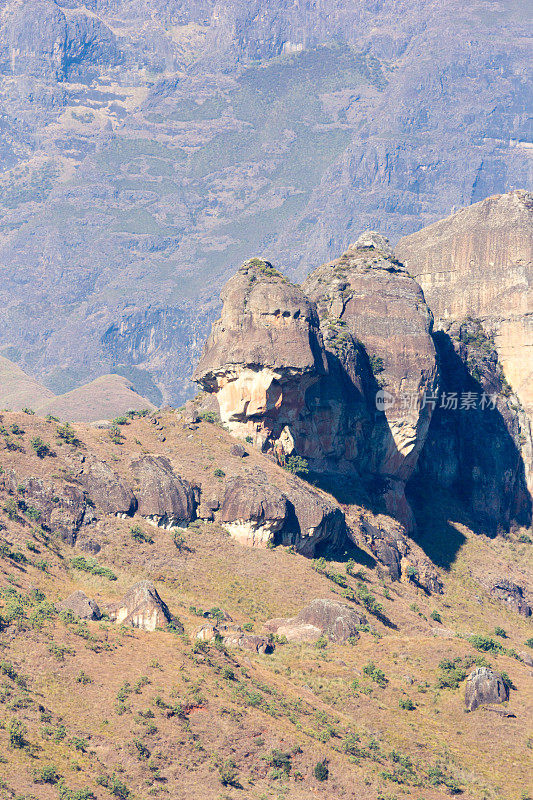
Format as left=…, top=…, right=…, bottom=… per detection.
left=0, top=410, right=531, bottom=800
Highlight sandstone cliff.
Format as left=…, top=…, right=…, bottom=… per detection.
left=195, top=238, right=438, bottom=530
left=396, top=191, right=533, bottom=510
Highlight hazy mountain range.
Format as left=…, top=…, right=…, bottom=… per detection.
left=0, top=0, right=531, bottom=405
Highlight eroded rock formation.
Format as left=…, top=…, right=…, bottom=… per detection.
left=58, top=590, right=101, bottom=621
left=264, top=598, right=367, bottom=644
left=130, top=455, right=196, bottom=528
left=464, top=667, right=509, bottom=712
left=194, top=239, right=438, bottom=530
left=107, top=581, right=177, bottom=632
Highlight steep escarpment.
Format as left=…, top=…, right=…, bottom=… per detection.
left=396, top=191, right=533, bottom=511
left=195, top=233, right=531, bottom=536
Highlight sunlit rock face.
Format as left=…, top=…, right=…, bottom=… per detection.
left=193, top=258, right=327, bottom=450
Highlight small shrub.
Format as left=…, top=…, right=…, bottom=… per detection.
left=525, top=637, right=533, bottom=648
left=267, top=749, right=292, bottom=775
left=430, top=610, right=442, bottom=623
left=199, top=411, right=218, bottom=423
left=494, top=626, right=507, bottom=638
left=22, top=407, right=35, bottom=415
left=245, top=435, right=253, bottom=443
left=56, top=423, right=81, bottom=447
left=30, top=437, right=53, bottom=458
left=8, top=718, right=27, bottom=748
left=70, top=555, right=117, bottom=581
left=218, top=759, right=239, bottom=787
left=363, top=662, right=388, bottom=687
left=468, top=634, right=504, bottom=654
left=398, top=697, right=416, bottom=710
left=130, top=525, right=153, bottom=544
left=313, top=759, right=329, bottom=781
left=76, top=671, right=92, bottom=685
left=222, top=666, right=236, bottom=681
left=214, top=468, right=225, bottom=478
left=284, top=455, right=309, bottom=475
left=315, top=635, right=328, bottom=649
left=35, top=764, right=60, bottom=784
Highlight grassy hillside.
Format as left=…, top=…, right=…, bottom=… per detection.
left=0, top=410, right=531, bottom=800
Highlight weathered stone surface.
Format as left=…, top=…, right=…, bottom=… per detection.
left=397, top=191, right=533, bottom=502
left=303, top=234, right=438, bottom=529
left=130, top=455, right=196, bottom=528
left=58, top=590, right=101, bottom=621
left=193, top=259, right=327, bottom=449
left=196, top=623, right=273, bottom=654
left=107, top=581, right=177, bottom=632
left=230, top=444, right=247, bottom=458
left=281, top=480, right=347, bottom=557
left=217, top=476, right=288, bottom=548
left=79, top=457, right=136, bottom=517
left=350, top=509, right=443, bottom=593
left=265, top=599, right=367, bottom=644
left=0, top=470, right=88, bottom=545
left=464, top=667, right=509, bottom=712
left=489, top=579, right=531, bottom=617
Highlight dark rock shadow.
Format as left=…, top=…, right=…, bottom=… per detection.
left=407, top=329, right=531, bottom=566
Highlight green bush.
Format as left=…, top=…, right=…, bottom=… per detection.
left=8, top=718, right=27, bottom=748
left=214, top=467, right=225, bottom=478
left=284, top=455, right=309, bottom=475
left=30, top=436, right=53, bottom=458
left=398, top=697, right=416, bottom=710
left=35, top=764, right=60, bottom=784
left=70, top=556, right=117, bottom=581
left=468, top=634, right=504, bottom=654
left=130, top=525, right=153, bottom=544
left=363, top=662, right=388, bottom=687
left=430, top=610, right=442, bottom=623
left=56, top=423, right=81, bottom=447
left=494, top=626, right=507, bottom=638
left=313, top=760, right=329, bottom=781
left=218, top=759, right=239, bottom=787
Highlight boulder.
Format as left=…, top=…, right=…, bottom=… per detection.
left=79, top=457, right=136, bottom=517
left=130, top=455, right=196, bottom=528
left=1, top=471, right=88, bottom=545
left=107, top=581, right=177, bottom=632
left=217, top=476, right=288, bottom=547
left=196, top=623, right=273, bottom=654
left=351, top=510, right=443, bottom=594
left=465, top=667, right=509, bottom=712
left=489, top=579, right=531, bottom=616
left=281, top=481, right=347, bottom=557
left=265, top=598, right=367, bottom=644
left=58, top=590, right=101, bottom=620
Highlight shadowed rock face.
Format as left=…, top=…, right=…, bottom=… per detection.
left=130, top=455, right=196, bottom=528
left=265, top=598, right=367, bottom=644
left=489, top=580, right=531, bottom=617
left=464, top=667, right=509, bottom=712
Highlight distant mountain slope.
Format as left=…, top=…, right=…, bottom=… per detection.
left=0, top=354, right=55, bottom=409
left=0, top=0, right=530, bottom=403
left=0, top=356, right=153, bottom=420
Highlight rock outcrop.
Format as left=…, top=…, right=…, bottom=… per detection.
left=265, top=598, right=367, bottom=644
left=107, top=581, right=177, bottom=632
left=130, top=456, right=196, bottom=528
left=193, top=258, right=327, bottom=449
left=396, top=191, right=533, bottom=504
left=217, top=476, right=289, bottom=548
left=58, top=590, right=101, bottom=621
left=351, top=510, right=443, bottom=594
left=195, top=240, right=438, bottom=531
left=196, top=623, right=273, bottom=654
left=79, top=458, right=136, bottom=518
left=464, top=667, right=509, bottom=712
left=489, top=579, right=531, bottom=617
